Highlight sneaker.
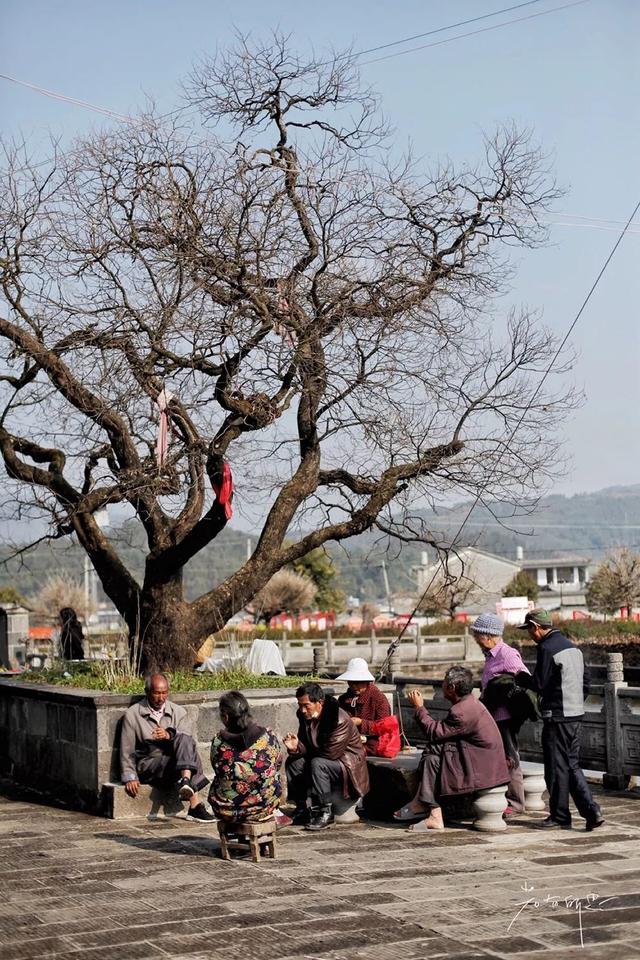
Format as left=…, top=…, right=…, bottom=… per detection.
left=177, top=777, right=195, bottom=800
left=186, top=802, right=215, bottom=822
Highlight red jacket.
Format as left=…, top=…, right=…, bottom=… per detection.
left=415, top=694, right=510, bottom=797
left=338, top=683, right=391, bottom=755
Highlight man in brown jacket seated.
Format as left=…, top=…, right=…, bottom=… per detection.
left=394, top=666, right=510, bottom=832
left=284, top=682, right=370, bottom=831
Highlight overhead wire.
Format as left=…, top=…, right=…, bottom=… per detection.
left=361, top=0, right=590, bottom=65
left=376, top=195, right=640, bottom=679
left=0, top=0, right=589, bottom=125
left=0, top=72, right=141, bottom=125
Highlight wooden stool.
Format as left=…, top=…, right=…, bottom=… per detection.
left=217, top=818, right=277, bottom=862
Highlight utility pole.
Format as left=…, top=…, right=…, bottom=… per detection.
left=381, top=560, right=392, bottom=614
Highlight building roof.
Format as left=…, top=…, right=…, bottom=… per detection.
left=520, top=556, right=591, bottom=568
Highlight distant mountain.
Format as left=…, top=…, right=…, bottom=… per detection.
left=2, top=485, right=640, bottom=604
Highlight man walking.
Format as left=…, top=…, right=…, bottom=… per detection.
left=517, top=610, right=604, bottom=831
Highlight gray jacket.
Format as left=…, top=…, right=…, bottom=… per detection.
left=119, top=698, right=191, bottom=782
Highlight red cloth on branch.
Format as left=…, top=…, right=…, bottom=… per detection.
left=213, top=461, right=234, bottom=520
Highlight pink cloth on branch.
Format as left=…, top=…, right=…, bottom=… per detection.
left=155, top=388, right=173, bottom=466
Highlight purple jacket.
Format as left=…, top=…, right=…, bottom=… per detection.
left=481, top=640, right=530, bottom=722
left=415, top=694, right=510, bottom=797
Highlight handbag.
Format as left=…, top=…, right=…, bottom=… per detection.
left=369, top=715, right=401, bottom=758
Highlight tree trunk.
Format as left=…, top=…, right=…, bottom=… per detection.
left=130, top=567, right=194, bottom=674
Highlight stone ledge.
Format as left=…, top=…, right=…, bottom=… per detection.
left=101, top=781, right=189, bottom=820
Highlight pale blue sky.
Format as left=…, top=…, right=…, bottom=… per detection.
left=1, top=0, right=638, bottom=496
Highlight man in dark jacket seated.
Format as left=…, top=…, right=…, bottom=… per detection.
left=284, top=682, right=370, bottom=831
left=394, top=666, right=510, bottom=832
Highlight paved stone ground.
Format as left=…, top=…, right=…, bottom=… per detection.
left=1, top=784, right=640, bottom=960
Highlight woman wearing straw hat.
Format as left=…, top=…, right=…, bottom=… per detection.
left=337, top=658, right=391, bottom=755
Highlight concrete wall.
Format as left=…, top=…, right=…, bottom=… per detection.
left=0, top=681, right=333, bottom=813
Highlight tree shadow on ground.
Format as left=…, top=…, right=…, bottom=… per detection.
left=94, top=830, right=219, bottom=857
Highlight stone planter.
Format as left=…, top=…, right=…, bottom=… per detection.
left=0, top=680, right=320, bottom=815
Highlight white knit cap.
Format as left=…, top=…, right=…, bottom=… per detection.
left=336, top=657, right=375, bottom=682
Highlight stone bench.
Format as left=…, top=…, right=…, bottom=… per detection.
left=101, top=781, right=186, bottom=820
left=362, top=752, right=546, bottom=830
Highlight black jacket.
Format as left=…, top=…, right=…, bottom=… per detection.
left=481, top=672, right=540, bottom=731
left=517, top=628, right=589, bottom=720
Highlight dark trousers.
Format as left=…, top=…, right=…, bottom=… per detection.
left=286, top=755, right=343, bottom=806
left=497, top=720, right=525, bottom=814
left=137, top=732, right=209, bottom=793
left=415, top=743, right=444, bottom=807
left=542, top=719, right=598, bottom=825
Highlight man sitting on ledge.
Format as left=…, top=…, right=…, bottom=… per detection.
left=394, top=666, right=510, bottom=832
left=119, top=673, right=214, bottom=822
left=284, top=682, right=369, bottom=831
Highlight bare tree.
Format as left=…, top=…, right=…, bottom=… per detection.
left=417, top=570, right=483, bottom=621
left=30, top=574, right=94, bottom=623
left=586, top=549, right=640, bottom=617
left=0, top=35, right=574, bottom=669
left=251, top=569, right=317, bottom=624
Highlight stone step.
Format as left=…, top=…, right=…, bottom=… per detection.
left=101, top=781, right=187, bottom=820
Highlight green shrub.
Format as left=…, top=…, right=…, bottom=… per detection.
left=20, top=661, right=317, bottom=694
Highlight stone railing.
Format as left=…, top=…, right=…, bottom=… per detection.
left=216, top=631, right=482, bottom=670
left=394, top=652, right=640, bottom=789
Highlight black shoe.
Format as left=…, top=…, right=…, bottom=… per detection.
left=537, top=816, right=572, bottom=830
left=305, top=803, right=334, bottom=831
left=186, top=802, right=215, bottom=822
left=177, top=777, right=195, bottom=800
left=586, top=808, right=605, bottom=832
left=291, top=804, right=311, bottom=826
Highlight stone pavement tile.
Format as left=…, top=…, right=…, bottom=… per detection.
left=69, top=919, right=200, bottom=949
left=551, top=921, right=640, bottom=948
left=121, top=902, right=234, bottom=926
left=341, top=892, right=404, bottom=906
left=511, top=945, right=640, bottom=960
left=0, top=937, right=75, bottom=959
left=34, top=898, right=157, bottom=923
left=63, top=945, right=157, bottom=960
left=155, top=930, right=294, bottom=958
left=550, top=905, right=640, bottom=929
left=353, top=938, right=491, bottom=959
left=530, top=851, right=629, bottom=866
left=462, top=935, right=547, bottom=954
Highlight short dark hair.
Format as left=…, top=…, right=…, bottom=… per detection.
left=444, top=666, right=474, bottom=697
left=296, top=682, right=325, bottom=703
left=219, top=690, right=252, bottom=732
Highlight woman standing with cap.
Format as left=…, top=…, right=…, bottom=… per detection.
left=337, top=658, right=391, bottom=755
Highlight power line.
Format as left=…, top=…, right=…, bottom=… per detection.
left=361, top=0, right=589, bottom=65
left=0, top=72, right=141, bottom=124
left=349, top=0, right=549, bottom=59
left=377, top=195, right=640, bottom=677
left=1, top=1, right=589, bottom=126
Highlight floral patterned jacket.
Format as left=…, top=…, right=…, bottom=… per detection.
left=209, top=724, right=284, bottom=822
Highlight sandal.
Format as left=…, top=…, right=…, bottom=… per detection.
left=393, top=804, right=425, bottom=822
